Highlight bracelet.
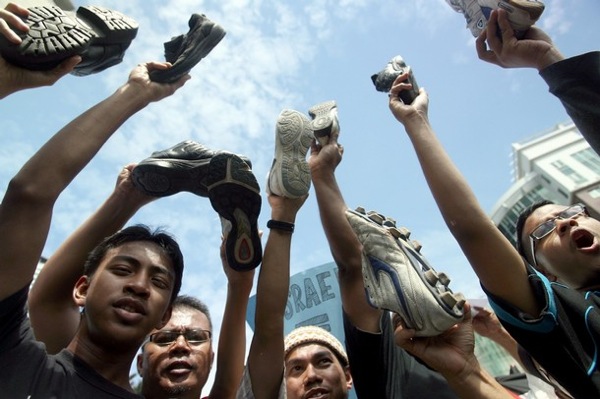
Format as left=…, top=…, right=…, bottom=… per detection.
left=267, top=219, right=295, bottom=233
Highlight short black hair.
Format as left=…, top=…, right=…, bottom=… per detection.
left=173, top=295, right=213, bottom=331
left=515, top=200, right=554, bottom=266
left=83, top=224, right=184, bottom=303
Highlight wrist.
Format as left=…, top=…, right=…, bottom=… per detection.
left=267, top=219, right=295, bottom=233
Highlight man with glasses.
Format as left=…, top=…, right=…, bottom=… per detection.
left=387, top=69, right=600, bottom=397
left=137, top=295, right=215, bottom=399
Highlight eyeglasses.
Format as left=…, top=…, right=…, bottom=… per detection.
left=528, top=203, right=588, bottom=267
left=147, top=329, right=212, bottom=347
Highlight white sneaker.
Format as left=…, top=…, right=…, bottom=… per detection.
left=346, top=207, right=465, bottom=337
left=308, top=100, right=339, bottom=147
left=266, top=109, right=313, bottom=198
left=446, top=0, right=545, bottom=37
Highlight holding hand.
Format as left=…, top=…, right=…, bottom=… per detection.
left=475, top=9, right=564, bottom=71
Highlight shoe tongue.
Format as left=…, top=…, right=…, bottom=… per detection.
left=163, top=34, right=186, bottom=63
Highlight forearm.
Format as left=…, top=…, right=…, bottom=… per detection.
left=312, top=171, right=362, bottom=270
left=210, top=277, right=253, bottom=398
left=541, top=51, right=600, bottom=154
left=12, top=83, right=150, bottom=200
left=442, top=363, right=515, bottom=399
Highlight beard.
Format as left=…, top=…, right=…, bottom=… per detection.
left=166, top=384, right=192, bottom=397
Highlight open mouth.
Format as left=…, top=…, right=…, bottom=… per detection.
left=165, top=360, right=194, bottom=375
left=572, top=229, right=595, bottom=250
left=304, top=388, right=329, bottom=399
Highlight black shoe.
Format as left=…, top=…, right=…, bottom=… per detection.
left=371, top=55, right=420, bottom=104
left=0, top=5, right=138, bottom=76
left=131, top=140, right=252, bottom=198
left=207, top=153, right=262, bottom=272
left=150, top=13, right=226, bottom=83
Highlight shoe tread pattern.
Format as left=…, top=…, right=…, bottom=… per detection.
left=207, top=153, right=262, bottom=271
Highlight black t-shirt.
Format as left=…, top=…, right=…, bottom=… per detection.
left=486, top=265, right=600, bottom=398
left=0, top=286, right=142, bottom=399
left=343, top=310, right=458, bottom=399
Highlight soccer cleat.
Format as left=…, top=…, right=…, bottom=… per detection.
left=0, top=5, right=138, bottom=75
left=207, top=153, right=262, bottom=271
left=150, top=13, right=226, bottom=84
left=371, top=55, right=420, bottom=104
left=346, top=207, right=465, bottom=337
left=446, top=0, right=545, bottom=37
left=266, top=109, right=314, bottom=198
left=308, top=100, right=339, bottom=147
left=131, top=140, right=252, bottom=198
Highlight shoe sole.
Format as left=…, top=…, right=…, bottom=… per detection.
left=132, top=158, right=212, bottom=198
left=347, top=207, right=465, bottom=337
left=267, top=109, right=313, bottom=198
left=150, top=16, right=226, bottom=83
left=207, top=153, right=262, bottom=271
left=501, top=0, right=544, bottom=21
left=308, top=100, right=339, bottom=147
left=0, top=5, right=137, bottom=73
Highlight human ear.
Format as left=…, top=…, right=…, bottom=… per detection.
left=73, top=275, right=90, bottom=307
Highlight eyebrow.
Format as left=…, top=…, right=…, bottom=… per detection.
left=111, top=255, right=174, bottom=278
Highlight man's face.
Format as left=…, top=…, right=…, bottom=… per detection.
left=138, top=307, right=214, bottom=399
left=285, top=343, right=352, bottom=399
left=523, top=203, right=600, bottom=288
left=75, top=241, right=175, bottom=349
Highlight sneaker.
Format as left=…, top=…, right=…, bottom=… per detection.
left=346, top=207, right=465, bottom=337
left=207, top=153, right=262, bottom=272
left=131, top=140, right=252, bottom=198
left=446, top=0, right=545, bottom=37
left=0, top=5, right=138, bottom=75
left=266, top=109, right=314, bottom=198
left=371, top=55, right=420, bottom=104
left=150, top=13, right=226, bottom=84
left=308, top=100, right=339, bottom=147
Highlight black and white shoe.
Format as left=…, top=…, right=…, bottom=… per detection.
left=0, top=5, right=138, bottom=75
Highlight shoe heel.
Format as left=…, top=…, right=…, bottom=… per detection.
left=308, top=101, right=339, bottom=145
left=75, top=6, right=139, bottom=44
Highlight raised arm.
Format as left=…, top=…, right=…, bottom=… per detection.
left=0, top=3, right=81, bottom=98
left=28, top=164, right=155, bottom=354
left=309, top=131, right=383, bottom=332
left=388, top=74, right=539, bottom=316
left=395, top=304, right=515, bottom=399
left=477, top=9, right=600, bottom=154
left=247, top=193, right=306, bottom=399
left=209, top=238, right=255, bottom=398
left=0, top=61, right=189, bottom=302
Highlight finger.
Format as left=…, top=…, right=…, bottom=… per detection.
left=4, top=3, right=30, bottom=16
left=496, top=9, right=517, bottom=44
left=309, top=138, right=319, bottom=155
left=0, top=19, right=23, bottom=44
left=485, top=11, right=504, bottom=54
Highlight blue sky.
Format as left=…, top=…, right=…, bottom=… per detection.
left=2, top=0, right=598, bottom=388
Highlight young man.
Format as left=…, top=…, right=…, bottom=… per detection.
left=476, top=9, right=600, bottom=154
left=0, top=59, right=188, bottom=397
left=387, top=63, right=599, bottom=395
left=28, top=161, right=255, bottom=398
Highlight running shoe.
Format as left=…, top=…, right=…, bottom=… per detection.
left=308, top=100, right=339, bottom=147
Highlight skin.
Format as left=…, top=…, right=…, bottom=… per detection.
left=521, top=203, right=600, bottom=290
left=138, top=307, right=215, bottom=399
left=285, top=344, right=352, bottom=399
left=69, top=241, right=175, bottom=388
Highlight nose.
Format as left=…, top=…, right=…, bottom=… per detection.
left=124, top=273, right=151, bottom=298
left=303, top=364, right=322, bottom=386
left=556, top=217, right=578, bottom=234
left=169, top=334, right=192, bottom=355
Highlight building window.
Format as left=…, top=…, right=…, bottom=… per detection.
left=589, top=187, right=600, bottom=199
left=552, top=160, right=587, bottom=184
left=573, top=148, right=600, bottom=175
